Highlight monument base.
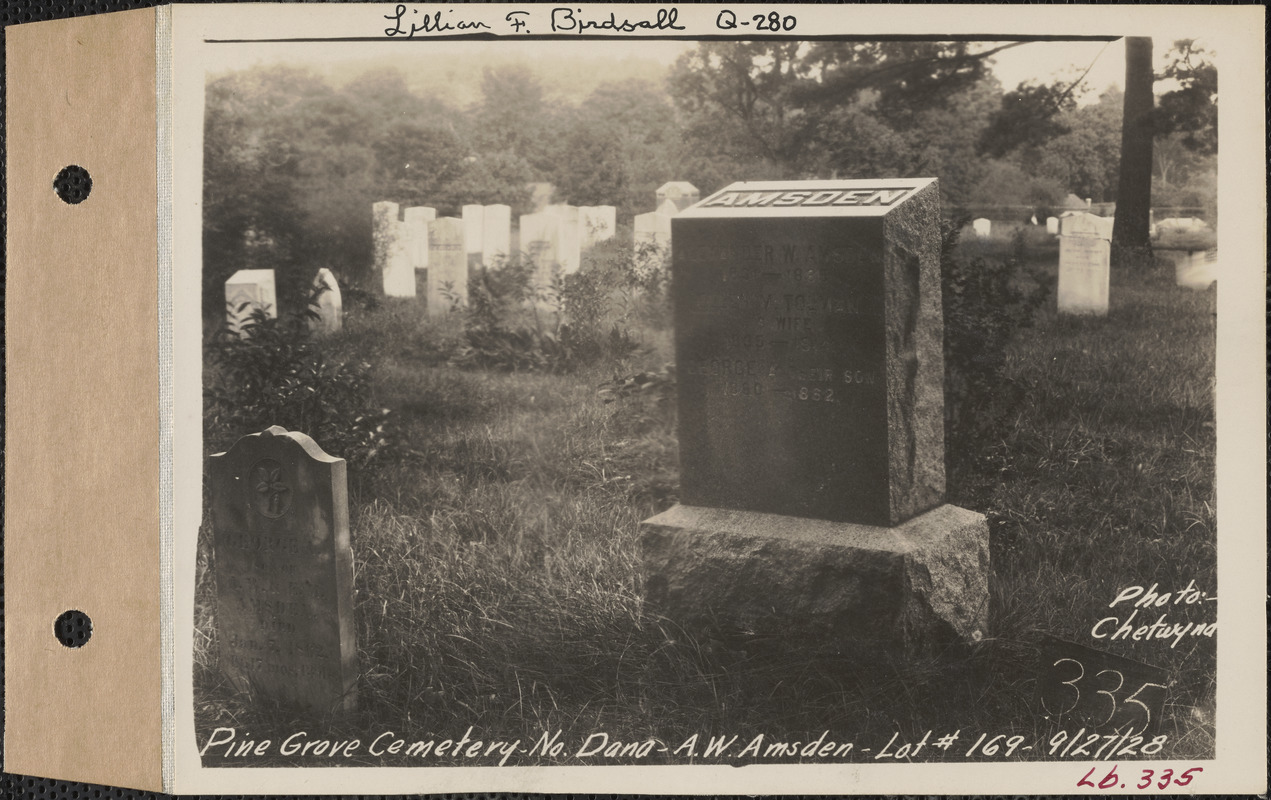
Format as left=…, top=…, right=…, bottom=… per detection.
left=640, top=503, right=989, bottom=655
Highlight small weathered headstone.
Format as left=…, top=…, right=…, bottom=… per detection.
left=209, top=426, right=357, bottom=714
left=1176, top=248, right=1218, bottom=290
left=579, top=205, right=617, bottom=249
left=374, top=202, right=415, bottom=298
left=426, top=217, right=466, bottom=314
left=482, top=204, right=512, bottom=264
left=972, top=217, right=991, bottom=238
left=225, top=269, right=277, bottom=337
left=634, top=208, right=673, bottom=261
left=403, top=207, right=436, bottom=269
left=519, top=211, right=559, bottom=300
left=557, top=217, right=582, bottom=275
left=1046, top=216, right=1060, bottom=235
left=1057, top=212, right=1111, bottom=315
left=462, top=204, right=485, bottom=269
left=384, top=220, right=415, bottom=298
left=634, top=207, right=675, bottom=272
left=309, top=268, right=342, bottom=335
left=641, top=178, right=988, bottom=653
left=656, top=181, right=700, bottom=212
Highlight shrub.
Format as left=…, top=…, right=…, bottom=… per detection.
left=204, top=295, right=391, bottom=467
left=450, top=243, right=670, bottom=374
left=941, top=218, right=1051, bottom=489
left=556, top=236, right=670, bottom=364
left=448, top=256, right=574, bottom=372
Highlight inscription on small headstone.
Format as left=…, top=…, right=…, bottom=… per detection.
left=225, top=269, right=277, bottom=337
left=209, top=426, right=357, bottom=714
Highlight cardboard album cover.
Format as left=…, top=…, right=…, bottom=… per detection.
left=4, top=3, right=1266, bottom=795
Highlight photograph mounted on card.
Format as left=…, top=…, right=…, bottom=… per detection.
left=3, top=2, right=1265, bottom=796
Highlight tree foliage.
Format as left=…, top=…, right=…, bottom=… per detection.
left=668, top=41, right=1011, bottom=202
left=977, top=81, right=1077, bottom=158
left=1155, top=40, right=1217, bottom=155
left=203, top=39, right=1219, bottom=313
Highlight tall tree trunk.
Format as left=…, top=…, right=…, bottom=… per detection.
left=1111, top=37, right=1155, bottom=266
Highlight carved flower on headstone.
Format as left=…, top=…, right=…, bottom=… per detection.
left=250, top=459, right=291, bottom=518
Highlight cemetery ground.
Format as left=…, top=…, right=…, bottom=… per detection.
left=194, top=228, right=1216, bottom=766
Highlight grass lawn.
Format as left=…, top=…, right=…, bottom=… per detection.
left=195, top=238, right=1216, bottom=766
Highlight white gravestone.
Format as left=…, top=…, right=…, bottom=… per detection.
left=655, top=181, right=700, bottom=212
left=462, top=204, right=485, bottom=268
left=546, top=203, right=579, bottom=223
left=544, top=205, right=582, bottom=272
left=373, top=200, right=399, bottom=283
left=634, top=209, right=672, bottom=248
left=1046, top=216, right=1060, bottom=235
left=972, top=218, right=991, bottom=238
left=1057, top=213, right=1110, bottom=315
left=519, top=212, right=559, bottom=297
left=374, top=202, right=415, bottom=298
left=557, top=218, right=582, bottom=275
left=579, top=206, right=617, bottom=249
left=1094, top=215, right=1114, bottom=240
left=403, top=207, right=435, bottom=269
left=383, top=219, right=416, bottom=298
left=310, top=268, right=342, bottom=334
left=225, top=269, right=277, bottom=337
left=426, top=217, right=467, bottom=315
left=634, top=209, right=673, bottom=270
left=1059, top=212, right=1105, bottom=238
left=1176, top=249, right=1217, bottom=290
left=1157, top=217, right=1209, bottom=234
left=482, top=205, right=511, bottom=264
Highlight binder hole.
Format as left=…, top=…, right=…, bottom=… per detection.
left=54, top=609, right=92, bottom=648
left=53, top=165, right=92, bottom=204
